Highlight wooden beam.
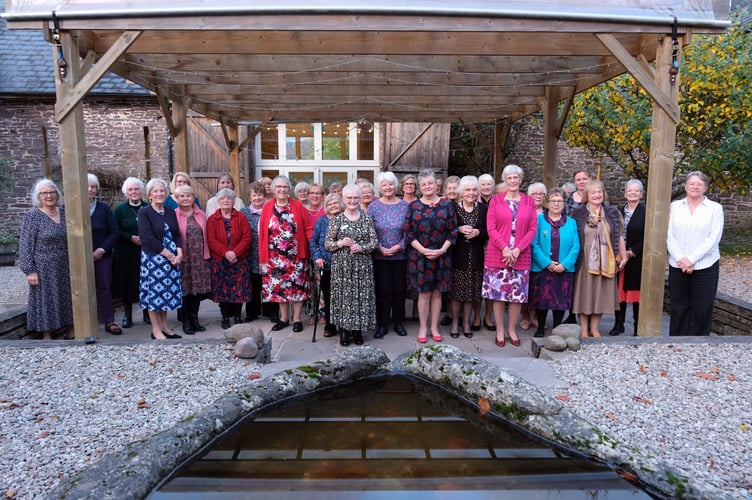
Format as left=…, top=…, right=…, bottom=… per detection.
left=171, top=96, right=189, bottom=173
left=55, top=30, right=141, bottom=123
left=555, top=87, right=576, bottom=139
left=639, top=35, right=682, bottom=336
left=155, top=90, right=177, bottom=138
left=542, top=87, right=561, bottom=191
left=228, top=124, right=241, bottom=199
left=596, top=33, right=680, bottom=124
left=54, top=32, right=98, bottom=339
left=238, top=115, right=273, bottom=151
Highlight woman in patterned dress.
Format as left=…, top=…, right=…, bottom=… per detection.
left=404, top=169, right=458, bottom=343
left=259, top=175, right=313, bottom=333
left=113, top=177, right=148, bottom=328
left=207, top=188, right=252, bottom=330
left=483, top=164, right=538, bottom=348
left=530, top=188, right=580, bottom=337
left=138, top=178, right=183, bottom=340
left=18, top=179, right=74, bottom=339
left=325, top=184, right=378, bottom=346
left=367, top=171, right=409, bottom=339
left=174, top=184, right=212, bottom=334
left=449, top=175, right=488, bottom=338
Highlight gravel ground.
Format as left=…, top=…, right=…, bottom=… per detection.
left=0, top=257, right=751, bottom=498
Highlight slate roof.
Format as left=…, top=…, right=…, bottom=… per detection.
left=0, top=1, right=150, bottom=96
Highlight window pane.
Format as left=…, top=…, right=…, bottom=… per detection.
left=322, top=123, right=349, bottom=160
left=285, top=123, right=315, bottom=160
left=260, top=126, right=279, bottom=160
left=356, top=123, right=374, bottom=160
left=356, top=170, right=374, bottom=184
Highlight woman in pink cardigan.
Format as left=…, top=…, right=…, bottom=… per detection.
left=482, top=164, right=538, bottom=347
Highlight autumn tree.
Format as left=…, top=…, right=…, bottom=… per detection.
left=564, top=15, right=752, bottom=195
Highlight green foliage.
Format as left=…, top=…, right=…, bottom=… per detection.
left=0, top=157, right=14, bottom=192
left=448, top=123, right=494, bottom=176
left=0, top=230, right=19, bottom=245
left=564, top=16, right=752, bottom=194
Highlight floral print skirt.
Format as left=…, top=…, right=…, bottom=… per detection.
left=481, top=266, right=529, bottom=303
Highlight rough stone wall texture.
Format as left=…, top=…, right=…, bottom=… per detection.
left=0, top=97, right=169, bottom=234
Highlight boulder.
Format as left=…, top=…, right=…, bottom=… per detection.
left=551, top=323, right=582, bottom=339
left=566, top=336, right=581, bottom=351
left=233, top=337, right=259, bottom=359
left=225, top=323, right=264, bottom=345
left=543, top=335, right=568, bottom=351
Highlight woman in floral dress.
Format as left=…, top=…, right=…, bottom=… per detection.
left=325, top=184, right=378, bottom=346
left=404, top=169, right=458, bottom=343
left=259, top=175, right=313, bottom=333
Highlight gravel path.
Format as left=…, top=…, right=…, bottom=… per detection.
left=0, top=258, right=750, bottom=498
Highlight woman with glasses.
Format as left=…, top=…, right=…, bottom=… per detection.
left=259, top=175, right=313, bottom=333
left=19, top=179, right=74, bottom=339
left=530, top=188, right=580, bottom=337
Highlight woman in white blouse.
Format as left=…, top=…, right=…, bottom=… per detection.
left=666, top=171, right=724, bottom=336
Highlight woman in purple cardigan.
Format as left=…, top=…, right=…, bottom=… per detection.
left=482, top=164, right=538, bottom=348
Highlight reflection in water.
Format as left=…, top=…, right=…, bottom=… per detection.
left=150, top=375, right=650, bottom=499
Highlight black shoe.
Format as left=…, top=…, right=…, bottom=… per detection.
left=182, top=320, right=195, bottom=335
left=470, top=323, right=481, bottom=332
left=440, top=316, right=452, bottom=326
left=450, top=331, right=460, bottom=338
left=190, top=315, right=206, bottom=332
left=463, top=330, right=473, bottom=339
left=323, top=324, right=337, bottom=337
left=340, top=329, right=351, bottom=346
left=292, top=321, right=303, bottom=332
left=270, top=315, right=279, bottom=323
left=373, top=326, right=388, bottom=339
left=164, top=331, right=182, bottom=339
left=221, top=317, right=231, bottom=330
left=352, top=330, right=363, bottom=345
left=609, top=322, right=624, bottom=336
left=563, top=314, right=577, bottom=324
left=394, top=324, right=408, bottom=336
left=143, top=310, right=151, bottom=325
left=234, top=316, right=243, bottom=325
left=272, top=320, right=290, bottom=331
left=484, top=321, right=496, bottom=331
left=121, top=315, right=133, bottom=329
left=534, top=329, right=545, bottom=338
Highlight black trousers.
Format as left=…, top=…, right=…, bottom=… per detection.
left=668, top=260, right=719, bottom=336
left=319, top=269, right=332, bottom=326
left=246, top=272, right=278, bottom=320
left=373, top=259, right=406, bottom=327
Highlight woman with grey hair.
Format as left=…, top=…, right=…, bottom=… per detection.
left=404, top=169, right=458, bottom=343
left=609, top=179, right=646, bottom=336
left=667, top=171, right=723, bottom=336
left=19, top=179, right=74, bottom=339
left=206, top=173, right=244, bottom=216
left=113, top=176, right=148, bottom=328
left=367, top=170, right=409, bottom=338
left=478, top=173, right=495, bottom=204
left=207, top=188, right=252, bottom=329
left=260, top=175, right=313, bottom=332
left=483, top=164, right=538, bottom=347
left=400, top=174, right=418, bottom=204
left=359, top=180, right=376, bottom=212
left=449, top=175, right=488, bottom=337
left=138, top=178, right=183, bottom=339
left=87, top=173, right=120, bottom=335
left=294, top=181, right=309, bottom=203
left=326, top=184, right=378, bottom=345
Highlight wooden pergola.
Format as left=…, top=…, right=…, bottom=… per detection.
left=3, top=1, right=730, bottom=339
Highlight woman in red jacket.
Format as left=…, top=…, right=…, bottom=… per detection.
left=258, top=175, right=313, bottom=333
left=207, top=188, right=252, bottom=329
left=483, top=164, right=538, bottom=348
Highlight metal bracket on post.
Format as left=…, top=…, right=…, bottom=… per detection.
left=669, top=17, right=680, bottom=85
left=51, top=11, right=68, bottom=82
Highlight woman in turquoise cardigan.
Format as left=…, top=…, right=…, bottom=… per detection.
left=530, top=188, right=580, bottom=337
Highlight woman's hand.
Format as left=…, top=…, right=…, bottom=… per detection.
left=27, top=272, right=39, bottom=286
left=315, top=258, right=325, bottom=269
left=92, top=248, right=105, bottom=262
left=350, top=243, right=362, bottom=254
left=225, top=250, right=237, bottom=264
left=339, top=237, right=353, bottom=249
left=131, top=235, right=141, bottom=246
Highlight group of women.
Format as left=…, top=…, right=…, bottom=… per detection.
left=18, top=165, right=722, bottom=341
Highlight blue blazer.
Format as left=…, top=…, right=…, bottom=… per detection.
left=531, top=213, right=580, bottom=272
left=310, top=216, right=333, bottom=271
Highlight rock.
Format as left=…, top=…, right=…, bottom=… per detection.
left=566, top=336, right=581, bottom=351
left=225, top=323, right=264, bottom=345
left=233, top=337, right=259, bottom=358
left=551, top=323, right=582, bottom=339
left=544, top=335, right=568, bottom=351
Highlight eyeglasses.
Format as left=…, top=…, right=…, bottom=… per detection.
left=39, top=191, right=58, bottom=197
left=403, top=182, right=416, bottom=186
left=274, top=185, right=290, bottom=190
left=531, top=192, right=545, bottom=196
left=548, top=199, right=564, bottom=204
left=309, top=191, right=323, bottom=196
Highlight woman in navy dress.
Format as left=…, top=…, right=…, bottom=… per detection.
left=404, top=169, right=458, bottom=343
left=138, top=178, right=183, bottom=340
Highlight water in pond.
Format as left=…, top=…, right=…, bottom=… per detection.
left=150, top=374, right=652, bottom=499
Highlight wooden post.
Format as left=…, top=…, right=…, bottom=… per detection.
left=172, top=97, right=189, bottom=173
left=55, top=32, right=98, bottom=339
left=143, top=126, right=152, bottom=179
left=228, top=123, right=241, bottom=199
left=639, top=35, right=681, bottom=336
left=542, top=87, right=560, bottom=190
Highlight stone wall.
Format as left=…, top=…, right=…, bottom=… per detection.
left=0, top=97, right=169, bottom=234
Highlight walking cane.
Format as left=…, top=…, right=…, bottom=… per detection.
left=311, top=267, right=323, bottom=343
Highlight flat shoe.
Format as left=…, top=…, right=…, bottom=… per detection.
left=519, top=320, right=531, bottom=330
left=470, top=323, right=481, bottom=332
left=450, top=331, right=460, bottom=338
left=417, top=336, right=428, bottom=343
left=121, top=316, right=133, bottom=329
left=292, top=321, right=303, bottom=332
left=393, top=324, right=408, bottom=336
left=509, top=335, right=521, bottom=347
left=495, top=337, right=505, bottom=348
left=463, top=330, right=473, bottom=338
left=431, top=333, right=443, bottom=342
left=373, top=326, right=388, bottom=339
left=484, top=321, right=496, bottom=331
left=164, top=331, right=182, bottom=339
left=271, top=320, right=290, bottom=331
left=105, top=323, right=122, bottom=335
